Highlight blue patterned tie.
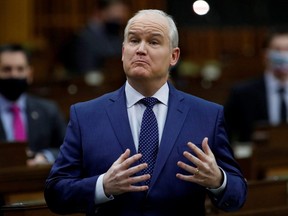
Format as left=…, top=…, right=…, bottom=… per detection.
left=138, top=97, right=159, bottom=185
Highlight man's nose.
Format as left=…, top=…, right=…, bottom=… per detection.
left=136, top=41, right=147, bottom=54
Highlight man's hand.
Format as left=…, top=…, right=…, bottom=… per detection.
left=26, top=153, right=49, bottom=166
left=103, top=149, right=150, bottom=196
left=176, top=137, right=223, bottom=189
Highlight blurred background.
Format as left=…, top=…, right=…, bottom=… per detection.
left=1, top=0, right=287, bottom=107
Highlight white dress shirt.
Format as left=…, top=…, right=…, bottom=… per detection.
left=265, top=72, right=288, bottom=125
left=125, top=81, right=169, bottom=150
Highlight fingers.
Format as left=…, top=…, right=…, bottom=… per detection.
left=114, top=149, right=142, bottom=170
left=201, top=137, right=213, bottom=156
left=177, top=137, right=223, bottom=188
left=186, top=137, right=214, bottom=162
left=103, top=149, right=150, bottom=196
left=177, top=160, right=200, bottom=176
left=116, top=148, right=131, bottom=164
left=183, top=142, right=205, bottom=167
left=177, top=137, right=210, bottom=177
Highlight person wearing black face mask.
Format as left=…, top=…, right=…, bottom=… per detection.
left=224, top=26, right=288, bottom=144
left=58, top=0, right=129, bottom=83
left=0, top=44, right=67, bottom=166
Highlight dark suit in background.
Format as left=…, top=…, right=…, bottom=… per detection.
left=224, top=76, right=268, bottom=142
left=0, top=43, right=67, bottom=165
left=0, top=94, right=66, bottom=161
left=224, top=26, right=288, bottom=143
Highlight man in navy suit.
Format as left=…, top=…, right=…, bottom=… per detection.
left=45, top=9, right=247, bottom=216
left=0, top=44, right=67, bottom=166
left=224, top=26, right=288, bottom=143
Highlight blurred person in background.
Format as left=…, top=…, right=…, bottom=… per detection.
left=59, top=0, right=129, bottom=84
left=224, top=26, right=288, bottom=144
left=0, top=44, right=67, bottom=166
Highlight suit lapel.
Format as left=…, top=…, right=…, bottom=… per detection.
left=150, top=85, right=189, bottom=187
left=106, top=86, right=137, bottom=154
left=0, top=119, right=6, bottom=141
left=259, top=78, right=268, bottom=119
left=25, top=96, right=41, bottom=149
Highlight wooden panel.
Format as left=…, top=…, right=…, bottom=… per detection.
left=0, top=0, right=33, bottom=43
left=0, top=165, right=51, bottom=205
left=0, top=142, right=28, bottom=168
left=1, top=200, right=84, bottom=216
left=250, top=124, right=288, bottom=179
left=215, top=206, right=288, bottom=216
left=250, top=146, right=288, bottom=180
left=242, top=179, right=288, bottom=210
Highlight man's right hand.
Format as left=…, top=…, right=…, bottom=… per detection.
left=103, top=149, right=150, bottom=196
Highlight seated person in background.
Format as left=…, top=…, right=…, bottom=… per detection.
left=59, top=0, right=129, bottom=81
left=0, top=44, right=67, bottom=166
left=224, top=26, right=288, bottom=144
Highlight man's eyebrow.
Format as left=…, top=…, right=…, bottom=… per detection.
left=128, top=30, right=164, bottom=38
left=127, top=31, right=137, bottom=36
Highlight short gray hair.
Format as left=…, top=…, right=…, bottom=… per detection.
left=124, top=9, right=179, bottom=49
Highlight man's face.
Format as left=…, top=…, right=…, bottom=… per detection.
left=103, top=2, right=129, bottom=26
left=0, top=51, right=32, bottom=81
left=266, top=34, right=288, bottom=80
left=121, top=13, right=179, bottom=85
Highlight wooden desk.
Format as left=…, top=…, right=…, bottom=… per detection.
left=1, top=200, right=84, bottom=216
left=0, top=142, right=27, bottom=168
left=1, top=200, right=58, bottom=216
left=0, top=165, right=51, bottom=204
left=0, top=165, right=85, bottom=215
left=233, top=124, right=288, bottom=180
left=215, top=206, right=288, bottom=216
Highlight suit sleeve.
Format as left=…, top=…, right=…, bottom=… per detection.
left=44, top=104, right=99, bottom=215
left=208, top=107, right=247, bottom=211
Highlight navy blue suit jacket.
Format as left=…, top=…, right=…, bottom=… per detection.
left=45, top=83, right=247, bottom=216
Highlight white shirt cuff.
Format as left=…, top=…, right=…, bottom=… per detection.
left=207, top=167, right=227, bottom=195
left=95, top=174, right=114, bottom=204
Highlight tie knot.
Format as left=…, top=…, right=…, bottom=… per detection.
left=10, top=104, right=20, bottom=113
left=140, top=97, right=159, bottom=108
left=279, top=87, right=286, bottom=94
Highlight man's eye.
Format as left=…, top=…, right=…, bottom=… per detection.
left=0, top=66, right=26, bottom=72
left=1, top=66, right=12, bottom=72
left=130, top=39, right=139, bottom=44
left=150, top=41, right=159, bottom=45
left=17, top=66, right=26, bottom=72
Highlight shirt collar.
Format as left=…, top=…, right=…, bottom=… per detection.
left=0, top=94, right=26, bottom=111
left=264, top=71, right=288, bottom=92
left=125, top=81, right=169, bottom=108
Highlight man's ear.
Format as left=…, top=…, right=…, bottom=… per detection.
left=170, top=47, right=180, bottom=67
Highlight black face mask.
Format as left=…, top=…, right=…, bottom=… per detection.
left=0, top=78, right=29, bottom=101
